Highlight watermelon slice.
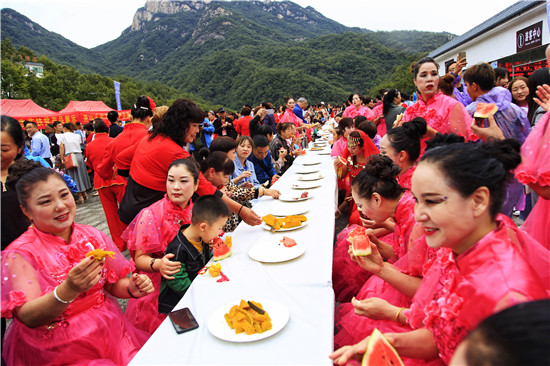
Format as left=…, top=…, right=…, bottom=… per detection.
left=300, top=192, right=309, bottom=199
left=362, top=328, right=404, bottom=366
left=350, top=234, right=372, bottom=256
left=474, top=102, right=498, bottom=118
left=213, top=237, right=232, bottom=261
left=280, top=236, right=297, bottom=247
left=347, top=226, right=367, bottom=245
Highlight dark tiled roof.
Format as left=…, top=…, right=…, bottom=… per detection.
left=429, top=1, right=544, bottom=58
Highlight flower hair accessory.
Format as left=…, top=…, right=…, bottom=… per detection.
left=54, top=169, right=78, bottom=193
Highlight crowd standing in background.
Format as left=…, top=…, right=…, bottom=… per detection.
left=1, top=45, right=550, bottom=366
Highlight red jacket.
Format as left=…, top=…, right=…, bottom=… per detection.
left=235, top=116, right=252, bottom=136
left=128, top=135, right=217, bottom=195
left=85, top=133, right=126, bottom=189
left=96, top=123, right=148, bottom=180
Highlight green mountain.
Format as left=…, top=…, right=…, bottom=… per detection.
left=1, top=1, right=453, bottom=109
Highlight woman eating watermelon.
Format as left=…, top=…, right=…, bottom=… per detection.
left=331, top=139, right=549, bottom=365
left=332, top=154, right=416, bottom=304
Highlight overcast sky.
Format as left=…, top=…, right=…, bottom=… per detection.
left=3, top=0, right=519, bottom=49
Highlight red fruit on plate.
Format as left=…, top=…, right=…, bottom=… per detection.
left=280, top=236, right=297, bottom=247
left=300, top=192, right=309, bottom=199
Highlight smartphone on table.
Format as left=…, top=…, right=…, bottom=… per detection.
left=169, top=307, right=199, bottom=334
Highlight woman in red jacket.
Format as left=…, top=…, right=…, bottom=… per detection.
left=118, top=98, right=262, bottom=227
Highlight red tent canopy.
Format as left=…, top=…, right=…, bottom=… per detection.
left=58, top=101, right=131, bottom=125
left=1, top=99, right=71, bottom=129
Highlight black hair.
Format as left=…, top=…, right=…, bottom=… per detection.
left=256, top=125, right=273, bottom=138
left=463, top=63, right=495, bottom=91
left=386, top=117, right=427, bottom=162
left=413, top=57, right=439, bottom=79
left=197, top=149, right=235, bottom=176
left=357, top=120, right=377, bottom=139
left=167, top=158, right=200, bottom=184
left=352, top=154, right=404, bottom=200
left=240, top=106, right=252, bottom=116
left=493, top=67, right=509, bottom=81
left=348, top=93, right=363, bottom=104
left=24, top=121, right=37, bottom=128
left=383, top=89, right=400, bottom=115
left=353, top=115, right=367, bottom=127
left=364, top=97, right=374, bottom=104
left=150, top=98, right=203, bottom=146
left=276, top=122, right=294, bottom=134
left=347, top=131, right=364, bottom=147
left=527, top=67, right=550, bottom=123
left=425, top=133, right=465, bottom=151
left=107, top=110, right=119, bottom=123
left=464, top=299, right=550, bottom=366
left=83, top=122, right=94, bottom=132
left=338, top=117, right=353, bottom=130
left=191, top=195, right=230, bottom=225
left=62, top=122, right=74, bottom=131
left=252, top=135, right=269, bottom=149
left=131, top=95, right=154, bottom=120
left=6, top=159, right=65, bottom=207
left=209, top=136, right=237, bottom=154
left=93, top=118, right=109, bottom=134
left=420, top=139, right=521, bottom=218
left=52, top=121, right=62, bottom=128
left=1, top=115, right=25, bottom=161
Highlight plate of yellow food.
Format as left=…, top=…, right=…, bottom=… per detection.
left=207, top=299, right=289, bottom=342
left=262, top=214, right=308, bottom=232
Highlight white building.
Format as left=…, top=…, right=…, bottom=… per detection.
left=429, top=1, right=548, bottom=78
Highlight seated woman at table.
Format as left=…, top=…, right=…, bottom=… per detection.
left=158, top=195, right=230, bottom=314
left=1, top=160, right=153, bottom=365
left=333, top=130, right=379, bottom=223
left=330, top=139, right=549, bottom=366
left=230, top=136, right=260, bottom=189
left=332, top=155, right=416, bottom=304
left=122, top=159, right=199, bottom=335
left=269, top=122, right=296, bottom=175
left=204, top=142, right=280, bottom=232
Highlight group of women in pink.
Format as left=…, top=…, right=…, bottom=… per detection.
left=329, top=55, right=550, bottom=365
left=1, top=50, right=549, bottom=365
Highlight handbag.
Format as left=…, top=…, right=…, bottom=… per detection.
left=64, top=153, right=79, bottom=170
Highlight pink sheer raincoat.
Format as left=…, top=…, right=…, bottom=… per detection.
left=1, top=224, right=147, bottom=365
left=122, top=194, right=193, bottom=335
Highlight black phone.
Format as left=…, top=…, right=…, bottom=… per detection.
left=169, top=307, right=199, bottom=334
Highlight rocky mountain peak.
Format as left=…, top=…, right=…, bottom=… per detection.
left=131, top=0, right=211, bottom=31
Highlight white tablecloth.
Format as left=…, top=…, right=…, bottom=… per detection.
left=130, top=146, right=337, bottom=365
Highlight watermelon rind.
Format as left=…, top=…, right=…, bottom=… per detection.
left=473, top=102, right=498, bottom=119
left=351, top=235, right=372, bottom=257
left=362, top=328, right=404, bottom=366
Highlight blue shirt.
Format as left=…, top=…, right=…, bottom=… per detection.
left=293, top=105, right=306, bottom=123
left=247, top=152, right=277, bottom=184
left=231, top=158, right=260, bottom=188
left=30, top=131, right=52, bottom=159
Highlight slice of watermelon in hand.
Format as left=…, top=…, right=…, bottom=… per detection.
left=361, top=328, right=404, bottom=366
left=350, top=234, right=372, bottom=257
left=213, top=237, right=232, bottom=261
left=474, top=102, right=498, bottom=119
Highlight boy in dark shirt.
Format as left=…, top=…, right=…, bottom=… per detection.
left=158, top=195, right=230, bottom=314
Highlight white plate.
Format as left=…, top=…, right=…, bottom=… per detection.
left=248, top=238, right=305, bottom=263
left=292, top=182, right=321, bottom=189
left=295, top=167, right=320, bottom=174
left=298, top=174, right=323, bottom=181
left=309, top=146, right=325, bottom=151
left=262, top=221, right=308, bottom=232
left=268, top=203, right=310, bottom=216
left=316, top=151, right=331, bottom=155
left=278, top=193, right=312, bottom=202
left=207, top=299, right=289, bottom=342
left=300, top=159, right=321, bottom=166
left=313, top=141, right=328, bottom=146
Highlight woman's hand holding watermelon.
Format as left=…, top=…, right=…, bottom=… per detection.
left=348, top=241, right=384, bottom=275
left=329, top=336, right=368, bottom=365
left=351, top=296, right=398, bottom=321
left=470, top=114, right=504, bottom=142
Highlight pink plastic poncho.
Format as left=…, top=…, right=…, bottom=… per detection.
left=1, top=224, right=147, bottom=365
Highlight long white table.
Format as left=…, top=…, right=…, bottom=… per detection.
left=130, top=144, right=337, bottom=365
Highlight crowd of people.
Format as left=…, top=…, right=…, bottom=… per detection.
left=1, top=47, right=549, bottom=365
